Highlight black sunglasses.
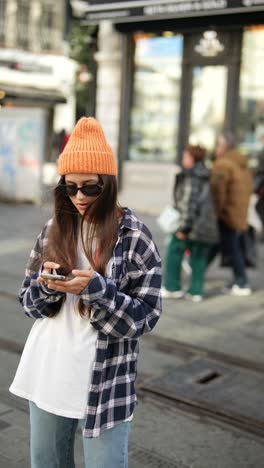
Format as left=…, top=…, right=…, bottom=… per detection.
left=60, top=183, right=103, bottom=197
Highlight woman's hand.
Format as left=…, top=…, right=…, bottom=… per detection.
left=37, top=261, right=61, bottom=283
left=38, top=269, right=94, bottom=295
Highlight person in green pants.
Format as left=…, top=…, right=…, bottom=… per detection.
left=162, top=145, right=219, bottom=302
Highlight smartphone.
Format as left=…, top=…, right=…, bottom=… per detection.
left=41, top=272, right=66, bottom=281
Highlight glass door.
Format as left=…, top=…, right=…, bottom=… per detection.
left=129, top=33, right=183, bottom=162
left=238, top=27, right=264, bottom=169
left=189, top=65, right=228, bottom=151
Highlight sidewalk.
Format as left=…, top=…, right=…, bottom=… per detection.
left=1, top=202, right=264, bottom=364
left=1, top=202, right=264, bottom=467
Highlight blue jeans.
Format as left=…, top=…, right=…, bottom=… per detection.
left=29, top=402, right=131, bottom=468
left=208, top=221, right=248, bottom=286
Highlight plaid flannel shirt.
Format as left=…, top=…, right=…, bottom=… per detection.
left=19, top=208, right=162, bottom=437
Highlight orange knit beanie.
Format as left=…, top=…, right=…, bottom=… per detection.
left=58, top=117, right=118, bottom=176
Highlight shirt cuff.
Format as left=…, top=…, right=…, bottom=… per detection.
left=79, top=271, right=106, bottom=301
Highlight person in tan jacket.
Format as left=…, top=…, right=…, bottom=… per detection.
left=209, top=132, right=253, bottom=295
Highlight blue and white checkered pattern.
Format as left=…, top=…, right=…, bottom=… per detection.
left=19, top=208, right=162, bottom=437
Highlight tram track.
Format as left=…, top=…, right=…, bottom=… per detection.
left=1, top=332, right=264, bottom=439
left=139, top=334, right=264, bottom=439
left=144, top=334, right=264, bottom=373
left=138, top=384, right=264, bottom=439
left=0, top=337, right=24, bottom=355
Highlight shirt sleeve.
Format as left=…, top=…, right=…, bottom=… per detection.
left=18, top=223, right=65, bottom=319
left=79, top=228, right=162, bottom=339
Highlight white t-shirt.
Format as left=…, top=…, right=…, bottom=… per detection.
left=10, top=240, right=99, bottom=419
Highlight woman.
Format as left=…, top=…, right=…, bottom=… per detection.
left=162, top=144, right=218, bottom=302
left=9, top=117, right=162, bottom=468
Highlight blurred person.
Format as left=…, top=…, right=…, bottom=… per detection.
left=253, top=132, right=264, bottom=230
left=9, top=117, right=162, bottom=468
left=51, top=129, right=69, bottom=163
left=209, top=131, right=253, bottom=295
left=162, top=144, right=218, bottom=302
left=60, top=128, right=71, bottom=152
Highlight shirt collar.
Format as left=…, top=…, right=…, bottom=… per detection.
left=119, top=208, right=139, bottom=232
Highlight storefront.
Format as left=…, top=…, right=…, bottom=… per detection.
left=74, top=1, right=264, bottom=212
left=0, top=49, right=77, bottom=163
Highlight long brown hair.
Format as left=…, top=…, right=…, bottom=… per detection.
left=44, top=174, right=123, bottom=316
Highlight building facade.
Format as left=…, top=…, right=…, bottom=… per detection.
left=0, top=0, right=77, bottom=147
left=0, top=0, right=65, bottom=53
left=73, top=1, right=264, bottom=213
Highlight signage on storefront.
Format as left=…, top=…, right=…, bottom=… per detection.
left=73, top=0, right=264, bottom=23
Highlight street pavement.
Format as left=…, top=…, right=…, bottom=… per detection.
left=1, top=201, right=264, bottom=467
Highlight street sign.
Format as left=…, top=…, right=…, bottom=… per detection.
left=73, top=0, right=264, bottom=23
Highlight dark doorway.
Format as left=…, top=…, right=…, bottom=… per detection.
left=177, top=29, right=242, bottom=161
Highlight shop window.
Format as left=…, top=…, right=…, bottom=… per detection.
left=238, top=27, right=264, bottom=169
left=129, top=33, right=183, bottom=162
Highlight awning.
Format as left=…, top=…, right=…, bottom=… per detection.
left=71, top=0, right=264, bottom=24
left=0, top=84, right=67, bottom=105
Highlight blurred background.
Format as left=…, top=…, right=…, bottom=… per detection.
left=1, top=2, right=264, bottom=467
left=1, top=1, right=264, bottom=211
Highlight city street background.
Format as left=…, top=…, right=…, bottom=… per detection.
left=0, top=200, right=264, bottom=467
left=1, top=2, right=264, bottom=467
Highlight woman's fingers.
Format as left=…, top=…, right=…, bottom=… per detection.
left=43, top=261, right=60, bottom=270
left=45, top=271, right=93, bottom=294
left=37, top=269, right=93, bottom=294
left=36, top=277, right=45, bottom=283
left=37, top=262, right=60, bottom=286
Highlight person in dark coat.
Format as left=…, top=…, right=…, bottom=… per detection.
left=209, top=131, right=253, bottom=295
left=162, top=145, right=218, bottom=302
left=253, top=133, right=264, bottom=230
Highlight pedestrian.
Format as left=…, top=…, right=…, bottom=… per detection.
left=209, top=131, right=253, bottom=295
left=253, top=132, right=264, bottom=232
left=60, top=128, right=71, bottom=152
left=161, top=144, right=218, bottom=302
left=9, top=117, right=162, bottom=468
